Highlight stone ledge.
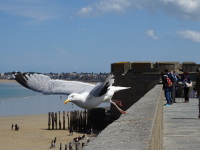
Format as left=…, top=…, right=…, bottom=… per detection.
left=83, top=84, right=163, bottom=150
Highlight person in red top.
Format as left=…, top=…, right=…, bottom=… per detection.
left=161, top=69, right=173, bottom=106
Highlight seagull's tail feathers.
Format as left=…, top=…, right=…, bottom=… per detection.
left=109, top=86, right=131, bottom=92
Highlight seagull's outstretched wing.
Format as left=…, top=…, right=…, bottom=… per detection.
left=89, top=74, right=114, bottom=97
left=14, top=72, right=95, bottom=95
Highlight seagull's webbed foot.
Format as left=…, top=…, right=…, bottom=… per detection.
left=110, top=100, right=126, bottom=115
left=120, top=110, right=126, bottom=114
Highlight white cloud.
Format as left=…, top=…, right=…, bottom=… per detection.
left=78, top=6, right=93, bottom=16
left=177, top=30, right=200, bottom=43
left=77, top=0, right=131, bottom=17
left=162, top=0, right=199, bottom=12
left=161, top=0, right=200, bottom=20
left=146, top=29, right=159, bottom=40
left=0, top=0, right=62, bottom=23
left=2, top=0, right=200, bottom=23
left=77, top=0, right=200, bottom=21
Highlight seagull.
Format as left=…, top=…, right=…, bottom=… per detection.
left=14, top=72, right=131, bottom=114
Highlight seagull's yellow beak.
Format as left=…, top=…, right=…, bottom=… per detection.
left=64, top=99, right=71, bottom=104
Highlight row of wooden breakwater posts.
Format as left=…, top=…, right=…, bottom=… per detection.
left=48, top=110, right=93, bottom=131
left=48, top=110, right=98, bottom=150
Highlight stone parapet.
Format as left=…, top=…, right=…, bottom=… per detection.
left=131, top=61, right=154, bottom=72
left=155, top=61, right=180, bottom=72
left=182, top=62, right=196, bottom=72
left=83, top=84, right=163, bottom=150
left=111, top=61, right=200, bottom=74
left=111, top=62, right=131, bottom=74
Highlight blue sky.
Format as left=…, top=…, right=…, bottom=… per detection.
left=1, top=0, right=200, bottom=73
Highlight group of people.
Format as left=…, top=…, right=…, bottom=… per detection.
left=162, top=69, right=200, bottom=118
left=73, top=134, right=86, bottom=142
left=11, top=124, right=19, bottom=131
left=161, top=69, right=192, bottom=105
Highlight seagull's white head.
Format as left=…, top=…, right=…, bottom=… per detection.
left=64, top=93, right=87, bottom=105
left=64, top=93, right=78, bottom=104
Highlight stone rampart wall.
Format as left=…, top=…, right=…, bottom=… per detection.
left=110, top=61, right=200, bottom=118
left=111, top=73, right=161, bottom=119
left=83, top=84, right=164, bottom=150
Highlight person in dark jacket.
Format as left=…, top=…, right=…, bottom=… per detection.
left=181, top=71, right=191, bottom=103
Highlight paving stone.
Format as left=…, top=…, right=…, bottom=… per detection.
left=163, top=98, right=200, bottom=150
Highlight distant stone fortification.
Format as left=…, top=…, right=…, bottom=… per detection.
left=111, top=61, right=200, bottom=119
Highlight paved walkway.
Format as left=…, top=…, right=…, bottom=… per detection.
left=163, top=98, right=200, bottom=150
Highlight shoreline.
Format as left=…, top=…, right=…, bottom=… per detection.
left=0, top=79, right=98, bottom=149
left=0, top=113, right=85, bottom=150
left=0, top=79, right=16, bottom=83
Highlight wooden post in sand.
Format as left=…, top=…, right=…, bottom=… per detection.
left=69, top=142, right=72, bottom=150
left=65, top=144, right=68, bottom=150
left=59, top=111, right=61, bottom=130
left=78, top=111, right=82, bottom=132
left=51, top=112, right=54, bottom=130
left=73, top=111, right=77, bottom=131
left=60, top=143, right=62, bottom=150
left=67, top=112, right=70, bottom=130
left=48, top=112, right=50, bottom=129
left=76, top=142, right=81, bottom=150
left=63, top=111, right=65, bottom=130
left=70, top=112, right=73, bottom=131
left=55, top=113, right=57, bottom=130
left=83, top=110, right=87, bottom=132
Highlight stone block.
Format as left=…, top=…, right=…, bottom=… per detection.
left=111, top=62, right=131, bottom=74
left=182, top=62, right=196, bottom=72
left=156, top=61, right=180, bottom=72
left=131, top=61, right=153, bottom=72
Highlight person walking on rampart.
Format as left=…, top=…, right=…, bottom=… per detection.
left=171, top=70, right=178, bottom=103
left=181, top=71, right=192, bottom=103
left=162, top=69, right=173, bottom=106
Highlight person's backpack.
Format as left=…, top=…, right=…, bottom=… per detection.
left=166, top=77, right=173, bottom=87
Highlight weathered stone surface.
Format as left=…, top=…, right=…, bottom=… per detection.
left=83, top=84, right=163, bottom=150
left=182, top=62, right=196, bottom=72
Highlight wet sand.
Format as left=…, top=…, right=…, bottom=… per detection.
left=0, top=114, right=85, bottom=150
left=0, top=79, right=16, bottom=83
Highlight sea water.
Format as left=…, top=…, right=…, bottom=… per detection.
left=0, top=82, right=109, bottom=116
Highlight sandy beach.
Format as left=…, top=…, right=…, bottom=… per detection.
left=0, top=114, right=85, bottom=150
left=0, top=79, right=86, bottom=150
left=0, top=79, right=16, bottom=83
